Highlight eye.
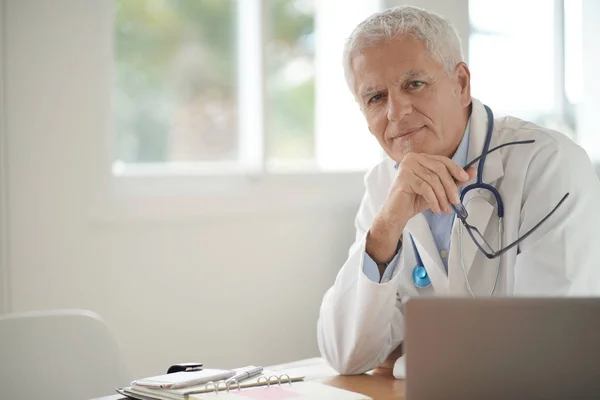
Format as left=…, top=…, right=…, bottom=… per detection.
left=368, top=93, right=384, bottom=104
left=408, top=81, right=425, bottom=89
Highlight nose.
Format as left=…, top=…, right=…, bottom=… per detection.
left=386, top=89, right=412, bottom=122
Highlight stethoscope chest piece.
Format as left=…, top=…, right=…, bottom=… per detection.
left=409, top=235, right=431, bottom=288
left=412, top=264, right=431, bottom=288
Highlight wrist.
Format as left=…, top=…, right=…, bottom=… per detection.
left=369, top=233, right=403, bottom=262
left=366, top=218, right=404, bottom=266
left=379, top=191, right=413, bottom=227
left=372, top=213, right=407, bottom=240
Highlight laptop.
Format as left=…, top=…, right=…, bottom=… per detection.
left=404, top=297, right=600, bottom=399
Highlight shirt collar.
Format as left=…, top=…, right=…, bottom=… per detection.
left=453, top=120, right=470, bottom=168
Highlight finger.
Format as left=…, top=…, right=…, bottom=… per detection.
left=418, top=157, right=461, bottom=205
left=410, top=176, right=441, bottom=214
left=424, top=154, right=470, bottom=182
left=420, top=183, right=442, bottom=215
left=413, top=166, right=451, bottom=214
left=465, top=166, right=477, bottom=181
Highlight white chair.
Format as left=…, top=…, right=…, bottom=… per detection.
left=0, top=309, right=129, bottom=400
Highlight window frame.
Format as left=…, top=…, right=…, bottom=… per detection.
left=112, top=0, right=328, bottom=178
left=100, top=0, right=375, bottom=221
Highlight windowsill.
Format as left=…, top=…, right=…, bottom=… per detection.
left=87, top=169, right=369, bottom=224
left=88, top=159, right=600, bottom=225
left=111, top=159, right=373, bottom=177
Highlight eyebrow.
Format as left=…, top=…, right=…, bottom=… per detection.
left=399, top=69, right=428, bottom=82
left=360, top=86, right=382, bottom=100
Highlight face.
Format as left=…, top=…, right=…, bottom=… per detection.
left=350, top=36, right=471, bottom=162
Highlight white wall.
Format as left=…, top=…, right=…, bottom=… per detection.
left=1, top=0, right=366, bottom=379
left=0, top=0, right=9, bottom=315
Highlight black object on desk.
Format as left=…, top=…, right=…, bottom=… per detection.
left=167, top=363, right=203, bottom=374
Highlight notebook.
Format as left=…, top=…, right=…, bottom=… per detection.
left=122, top=368, right=302, bottom=400
left=131, top=369, right=235, bottom=389
left=119, top=368, right=371, bottom=400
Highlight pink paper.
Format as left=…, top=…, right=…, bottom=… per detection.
left=230, top=386, right=303, bottom=400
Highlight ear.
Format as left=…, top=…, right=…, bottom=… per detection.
left=454, top=62, right=471, bottom=107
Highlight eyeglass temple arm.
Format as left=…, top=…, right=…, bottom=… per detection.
left=474, top=192, right=570, bottom=260
left=463, top=140, right=535, bottom=170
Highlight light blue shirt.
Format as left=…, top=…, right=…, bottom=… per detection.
left=363, top=123, right=471, bottom=283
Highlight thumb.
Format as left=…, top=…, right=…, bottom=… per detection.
left=464, top=166, right=477, bottom=181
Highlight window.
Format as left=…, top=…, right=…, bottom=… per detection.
left=115, top=0, right=235, bottom=166
left=266, top=0, right=316, bottom=162
left=469, top=0, right=582, bottom=141
left=113, top=0, right=382, bottom=176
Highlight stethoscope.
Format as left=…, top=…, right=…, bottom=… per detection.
left=411, top=105, right=502, bottom=297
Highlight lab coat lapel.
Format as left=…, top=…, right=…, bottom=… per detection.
left=448, top=99, right=504, bottom=291
left=405, top=214, right=449, bottom=295
left=449, top=191, right=495, bottom=281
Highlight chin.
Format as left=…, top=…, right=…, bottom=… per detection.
left=388, top=148, right=412, bottom=163
left=389, top=139, right=419, bottom=159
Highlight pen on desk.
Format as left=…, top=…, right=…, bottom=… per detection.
left=225, top=366, right=264, bottom=384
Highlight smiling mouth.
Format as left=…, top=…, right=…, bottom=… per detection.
left=392, top=126, right=424, bottom=140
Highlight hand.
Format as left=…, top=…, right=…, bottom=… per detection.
left=386, top=153, right=476, bottom=219
left=366, top=154, right=476, bottom=266
left=377, top=344, right=403, bottom=370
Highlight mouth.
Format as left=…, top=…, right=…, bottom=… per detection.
left=391, top=126, right=424, bottom=141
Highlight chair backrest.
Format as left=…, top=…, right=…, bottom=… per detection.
left=0, top=309, right=128, bottom=400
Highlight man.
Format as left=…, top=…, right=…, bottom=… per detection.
left=317, top=5, right=600, bottom=377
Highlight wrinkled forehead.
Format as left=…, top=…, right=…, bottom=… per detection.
left=349, top=37, right=440, bottom=95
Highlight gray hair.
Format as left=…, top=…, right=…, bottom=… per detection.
left=343, top=5, right=465, bottom=95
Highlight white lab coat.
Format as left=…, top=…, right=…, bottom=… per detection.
left=317, top=98, right=600, bottom=376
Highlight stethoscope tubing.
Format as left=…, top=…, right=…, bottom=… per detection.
left=411, top=105, right=502, bottom=296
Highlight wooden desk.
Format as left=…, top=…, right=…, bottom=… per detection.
left=263, top=345, right=405, bottom=399
left=270, top=358, right=404, bottom=400
left=94, top=357, right=405, bottom=400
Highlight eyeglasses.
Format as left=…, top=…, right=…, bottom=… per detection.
left=451, top=140, right=570, bottom=259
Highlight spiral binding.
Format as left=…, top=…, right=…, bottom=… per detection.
left=202, top=373, right=293, bottom=394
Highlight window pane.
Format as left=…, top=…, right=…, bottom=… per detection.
left=469, top=0, right=555, bottom=125
left=266, top=0, right=316, bottom=163
left=114, top=0, right=238, bottom=164
left=313, top=0, right=383, bottom=171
